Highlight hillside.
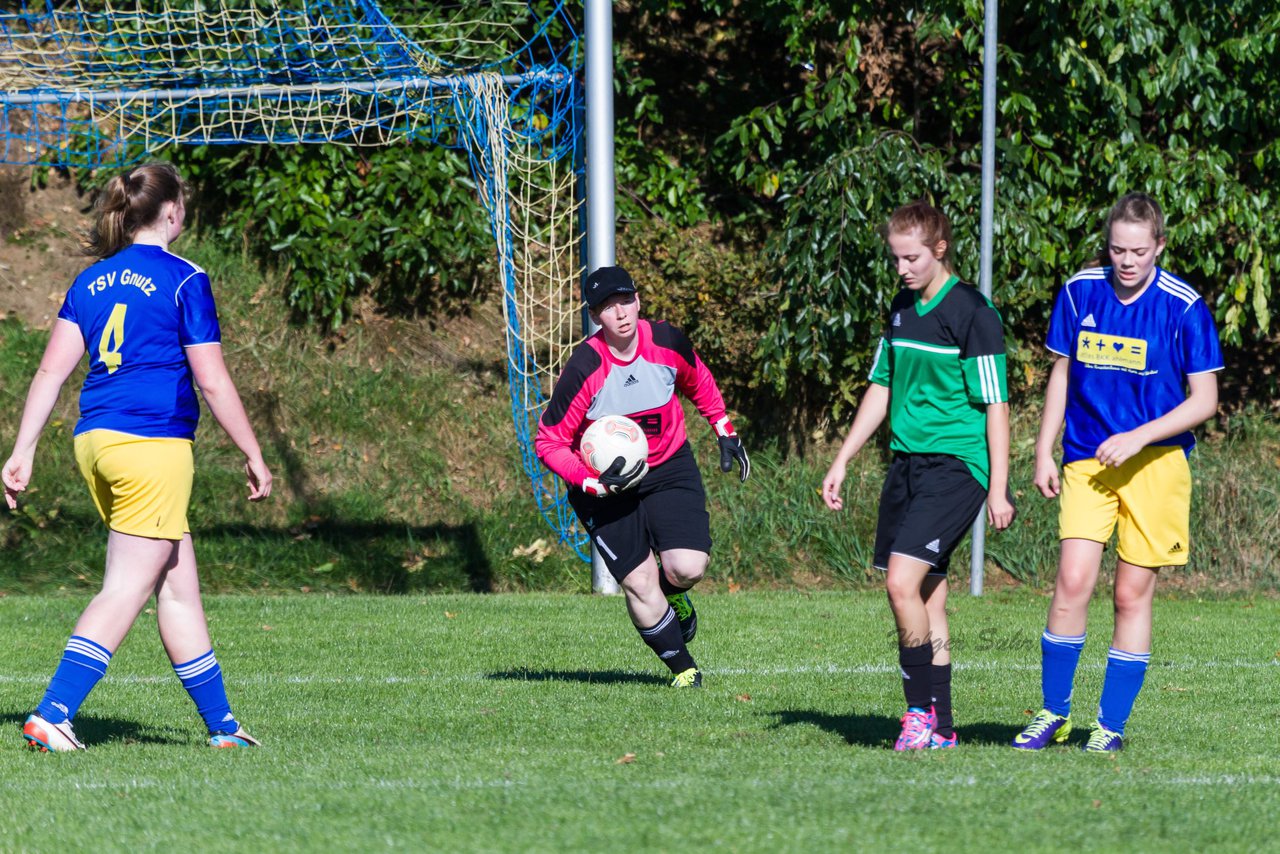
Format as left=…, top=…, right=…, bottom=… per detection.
left=0, top=169, right=93, bottom=330
left=0, top=169, right=594, bottom=593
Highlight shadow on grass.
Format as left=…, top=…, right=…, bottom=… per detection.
left=770, top=709, right=1037, bottom=748
left=486, top=668, right=667, bottom=687
left=766, top=708, right=900, bottom=748
left=200, top=518, right=496, bottom=594
left=0, top=711, right=185, bottom=747
left=230, top=389, right=498, bottom=593
left=960, top=719, right=1033, bottom=746
left=762, top=706, right=1034, bottom=747
left=2, top=508, right=496, bottom=594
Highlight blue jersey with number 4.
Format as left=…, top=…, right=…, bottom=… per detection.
left=58, top=244, right=221, bottom=440
left=1046, top=266, right=1223, bottom=465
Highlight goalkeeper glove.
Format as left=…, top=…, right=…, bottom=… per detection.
left=582, top=455, right=648, bottom=497
left=714, top=418, right=750, bottom=483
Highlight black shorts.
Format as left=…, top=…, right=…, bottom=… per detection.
left=874, top=453, right=988, bottom=577
left=567, top=441, right=712, bottom=582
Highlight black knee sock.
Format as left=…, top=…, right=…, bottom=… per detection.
left=898, top=641, right=934, bottom=710
left=637, top=607, right=696, bottom=674
left=931, top=663, right=954, bottom=736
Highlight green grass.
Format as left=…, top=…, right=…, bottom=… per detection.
left=2, top=591, right=1277, bottom=851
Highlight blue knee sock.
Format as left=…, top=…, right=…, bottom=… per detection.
left=1041, top=630, right=1086, bottom=716
left=1097, top=648, right=1150, bottom=735
left=174, top=650, right=239, bottom=735
left=36, top=636, right=112, bottom=723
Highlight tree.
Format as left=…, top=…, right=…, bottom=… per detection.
left=715, top=1, right=1280, bottom=416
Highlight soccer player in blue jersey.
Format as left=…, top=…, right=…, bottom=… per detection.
left=1012, top=193, right=1223, bottom=753
left=3, top=162, right=273, bottom=751
left=823, top=201, right=1015, bottom=750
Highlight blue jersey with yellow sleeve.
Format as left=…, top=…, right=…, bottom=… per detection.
left=1046, top=266, right=1223, bottom=464
left=57, top=244, right=221, bottom=440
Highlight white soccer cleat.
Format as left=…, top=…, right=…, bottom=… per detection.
left=209, top=727, right=261, bottom=748
left=23, top=713, right=87, bottom=752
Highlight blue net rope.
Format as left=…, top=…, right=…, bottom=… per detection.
left=0, top=0, right=592, bottom=560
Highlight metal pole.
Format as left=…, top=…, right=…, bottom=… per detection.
left=585, top=0, right=619, bottom=594
left=971, top=0, right=998, bottom=597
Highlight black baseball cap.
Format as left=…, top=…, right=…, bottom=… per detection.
left=584, top=266, right=638, bottom=310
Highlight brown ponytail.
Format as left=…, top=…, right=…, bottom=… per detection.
left=84, top=162, right=187, bottom=259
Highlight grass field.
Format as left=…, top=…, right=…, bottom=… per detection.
left=2, top=591, right=1276, bottom=852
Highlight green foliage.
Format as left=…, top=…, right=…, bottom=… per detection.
left=612, top=0, right=801, bottom=227
left=756, top=134, right=963, bottom=419
left=170, top=143, right=492, bottom=327
left=621, top=219, right=774, bottom=416
left=613, top=67, right=712, bottom=227
left=711, top=0, right=1280, bottom=414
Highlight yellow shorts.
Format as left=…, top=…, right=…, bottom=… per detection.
left=74, top=429, right=193, bottom=541
left=1059, top=445, right=1191, bottom=568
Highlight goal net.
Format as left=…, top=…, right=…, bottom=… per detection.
left=0, top=0, right=592, bottom=558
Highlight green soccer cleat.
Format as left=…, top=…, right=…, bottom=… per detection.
left=1081, top=723, right=1123, bottom=753
left=667, top=591, right=697, bottom=644
left=670, top=667, right=703, bottom=688
left=1011, top=709, right=1072, bottom=750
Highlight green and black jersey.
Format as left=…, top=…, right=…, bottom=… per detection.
left=868, top=276, right=1008, bottom=488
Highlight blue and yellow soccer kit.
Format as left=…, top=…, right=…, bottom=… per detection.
left=57, top=244, right=221, bottom=539
left=1046, top=266, right=1224, bottom=567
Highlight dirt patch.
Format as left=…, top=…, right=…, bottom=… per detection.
left=0, top=167, right=94, bottom=329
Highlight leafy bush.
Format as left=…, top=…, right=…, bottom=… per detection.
left=172, top=144, right=493, bottom=326
left=713, top=0, right=1280, bottom=418
left=619, top=218, right=779, bottom=429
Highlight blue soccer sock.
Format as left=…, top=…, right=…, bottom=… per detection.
left=1097, top=647, right=1150, bottom=735
left=174, top=650, right=239, bottom=735
left=1041, top=630, right=1086, bottom=717
left=36, top=635, right=112, bottom=724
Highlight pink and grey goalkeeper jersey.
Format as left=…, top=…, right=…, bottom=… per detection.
left=536, top=319, right=731, bottom=488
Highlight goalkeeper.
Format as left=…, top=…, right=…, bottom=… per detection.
left=536, top=266, right=749, bottom=688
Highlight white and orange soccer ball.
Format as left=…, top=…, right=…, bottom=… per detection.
left=579, top=415, right=649, bottom=489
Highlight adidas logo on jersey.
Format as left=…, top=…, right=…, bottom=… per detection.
left=926, top=539, right=941, bottom=554
left=623, top=374, right=639, bottom=387
left=893, top=313, right=902, bottom=327
left=1082, top=313, right=1097, bottom=328
left=1168, top=541, right=1184, bottom=554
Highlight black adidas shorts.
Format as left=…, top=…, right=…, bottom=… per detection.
left=873, top=453, right=988, bottom=577
left=567, top=441, right=712, bottom=582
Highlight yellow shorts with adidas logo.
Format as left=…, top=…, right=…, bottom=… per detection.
left=1059, top=445, right=1191, bottom=568
left=73, top=429, right=193, bottom=541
